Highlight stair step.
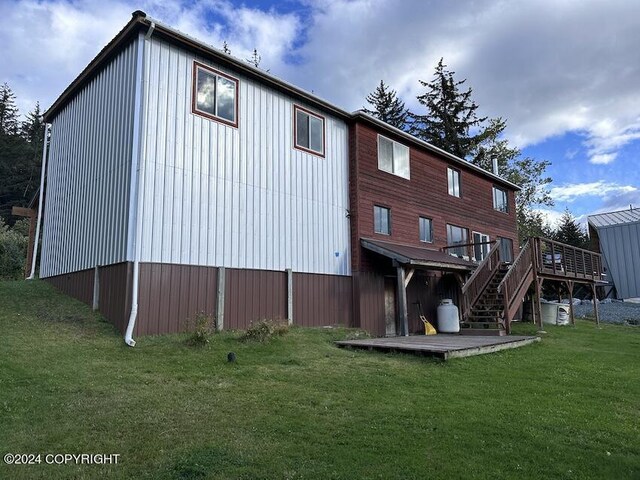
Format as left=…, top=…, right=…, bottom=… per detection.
left=461, top=321, right=505, bottom=329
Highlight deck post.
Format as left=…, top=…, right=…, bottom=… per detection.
left=287, top=268, right=293, bottom=325
left=533, top=275, right=543, bottom=329
left=216, top=266, right=225, bottom=331
left=566, top=281, right=575, bottom=325
left=396, top=265, right=409, bottom=336
left=92, top=265, right=100, bottom=311
left=591, top=283, right=600, bottom=326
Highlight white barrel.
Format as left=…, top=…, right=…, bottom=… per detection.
left=437, top=299, right=460, bottom=333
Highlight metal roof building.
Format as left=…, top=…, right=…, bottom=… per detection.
left=588, top=207, right=640, bottom=299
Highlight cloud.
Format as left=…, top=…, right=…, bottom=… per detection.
left=589, top=153, right=617, bottom=165
left=533, top=208, right=565, bottom=229
left=549, top=181, right=638, bottom=203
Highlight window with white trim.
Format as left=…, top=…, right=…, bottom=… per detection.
left=192, top=62, right=238, bottom=126
left=493, top=186, right=508, bottom=213
left=374, top=205, right=391, bottom=235
left=472, top=232, right=490, bottom=262
left=447, top=167, right=461, bottom=197
left=419, top=217, right=433, bottom=243
left=378, top=135, right=410, bottom=179
left=294, top=106, right=325, bottom=156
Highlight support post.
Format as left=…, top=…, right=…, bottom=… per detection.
left=591, top=283, right=600, bottom=326
left=533, top=275, right=543, bottom=329
left=216, top=267, right=225, bottom=331
left=92, top=265, right=100, bottom=311
left=396, top=265, right=409, bottom=336
left=287, top=268, right=293, bottom=326
left=567, top=281, right=575, bottom=325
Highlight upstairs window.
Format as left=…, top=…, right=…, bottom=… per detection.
left=419, top=217, right=433, bottom=243
left=374, top=205, right=391, bottom=235
left=294, top=105, right=325, bottom=156
left=493, top=186, right=508, bottom=212
left=192, top=62, right=238, bottom=127
left=378, top=135, right=410, bottom=179
left=446, top=224, right=468, bottom=257
left=447, top=167, right=461, bottom=197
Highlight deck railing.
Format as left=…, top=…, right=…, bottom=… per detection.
left=460, top=241, right=502, bottom=320
left=497, top=239, right=534, bottom=326
left=532, top=237, right=603, bottom=281
left=441, top=240, right=494, bottom=262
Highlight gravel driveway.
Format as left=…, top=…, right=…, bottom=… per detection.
left=573, top=300, right=640, bottom=325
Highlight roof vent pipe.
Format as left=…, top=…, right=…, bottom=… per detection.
left=492, top=158, right=499, bottom=176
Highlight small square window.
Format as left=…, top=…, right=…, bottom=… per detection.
left=294, top=105, right=325, bottom=156
left=447, top=167, right=461, bottom=197
left=192, top=62, right=238, bottom=127
left=378, top=135, right=410, bottom=179
left=493, top=186, right=508, bottom=213
left=419, top=217, right=433, bottom=243
left=374, top=205, right=391, bottom=235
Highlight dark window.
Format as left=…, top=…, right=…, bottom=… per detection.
left=472, top=232, right=490, bottom=262
left=192, top=62, right=238, bottom=126
left=419, top=217, right=433, bottom=243
left=446, top=224, right=468, bottom=257
left=294, top=105, right=325, bottom=156
left=374, top=206, right=391, bottom=235
left=493, top=186, right=508, bottom=212
left=498, top=237, right=514, bottom=263
left=447, top=167, right=461, bottom=197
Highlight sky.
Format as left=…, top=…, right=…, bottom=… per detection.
left=1, top=0, right=639, bottom=227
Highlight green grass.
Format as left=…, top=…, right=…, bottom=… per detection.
left=1, top=280, right=639, bottom=480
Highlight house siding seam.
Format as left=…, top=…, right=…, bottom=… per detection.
left=40, top=40, right=138, bottom=278
left=137, top=36, right=351, bottom=275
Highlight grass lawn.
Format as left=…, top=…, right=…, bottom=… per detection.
left=1, top=280, right=639, bottom=479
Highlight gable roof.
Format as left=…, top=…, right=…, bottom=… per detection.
left=588, top=207, right=640, bottom=229
left=43, top=10, right=519, bottom=191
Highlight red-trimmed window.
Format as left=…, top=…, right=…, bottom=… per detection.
left=294, top=105, right=325, bottom=156
left=192, top=61, right=238, bottom=127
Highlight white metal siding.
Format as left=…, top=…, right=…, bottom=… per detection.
left=41, top=40, right=139, bottom=277
left=598, top=223, right=640, bottom=298
left=138, top=37, right=351, bottom=275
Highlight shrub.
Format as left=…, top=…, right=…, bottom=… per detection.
left=186, top=312, right=214, bottom=347
left=0, top=217, right=28, bottom=280
left=240, top=319, right=289, bottom=343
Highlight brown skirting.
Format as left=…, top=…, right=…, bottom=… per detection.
left=45, top=263, right=354, bottom=336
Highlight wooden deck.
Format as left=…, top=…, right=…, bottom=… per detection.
left=335, top=334, right=540, bottom=360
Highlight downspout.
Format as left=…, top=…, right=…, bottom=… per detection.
left=27, top=122, right=50, bottom=280
left=124, top=28, right=148, bottom=347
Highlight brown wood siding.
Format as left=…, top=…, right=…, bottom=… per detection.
left=293, top=272, right=353, bottom=327
left=45, top=268, right=94, bottom=306
left=225, top=268, right=287, bottom=329
left=352, top=122, right=519, bottom=273
left=137, top=263, right=218, bottom=336
left=98, top=262, right=132, bottom=334
left=354, top=272, right=385, bottom=336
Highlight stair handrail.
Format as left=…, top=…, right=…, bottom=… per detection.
left=461, top=240, right=502, bottom=320
left=497, top=239, right=533, bottom=312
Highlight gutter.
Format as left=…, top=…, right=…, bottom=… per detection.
left=28, top=122, right=50, bottom=279
left=123, top=30, right=147, bottom=347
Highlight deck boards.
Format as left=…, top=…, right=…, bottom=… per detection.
left=335, top=334, right=540, bottom=360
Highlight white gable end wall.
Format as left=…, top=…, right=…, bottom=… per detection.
left=41, top=39, right=140, bottom=278
left=137, top=36, right=351, bottom=275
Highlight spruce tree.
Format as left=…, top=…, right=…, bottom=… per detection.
left=0, top=83, right=20, bottom=136
left=553, top=208, right=589, bottom=249
left=363, top=80, right=408, bottom=129
left=410, top=59, right=491, bottom=158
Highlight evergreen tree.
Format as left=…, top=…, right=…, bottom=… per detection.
left=363, top=80, right=408, bottom=129
left=0, top=83, right=20, bottom=136
left=409, top=59, right=493, bottom=158
left=553, top=208, right=589, bottom=249
left=21, top=102, right=43, bottom=145
left=407, top=59, right=554, bottom=243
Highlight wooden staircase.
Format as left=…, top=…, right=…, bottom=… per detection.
left=462, top=264, right=510, bottom=335
left=460, top=240, right=535, bottom=336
